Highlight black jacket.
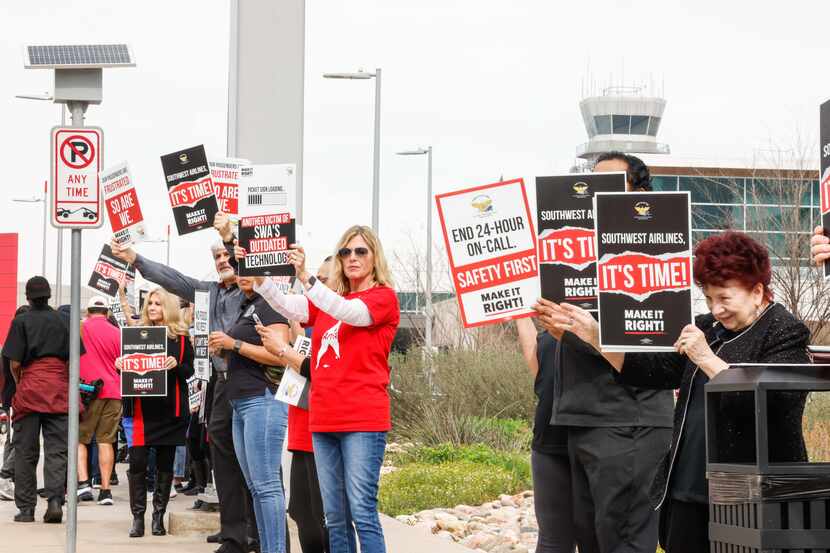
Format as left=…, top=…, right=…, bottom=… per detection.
left=620, top=302, right=810, bottom=509
left=552, top=331, right=674, bottom=428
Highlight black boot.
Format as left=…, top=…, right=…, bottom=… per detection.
left=152, top=471, right=173, bottom=536
left=127, top=470, right=146, bottom=538
left=43, top=497, right=63, bottom=523
left=184, top=459, right=208, bottom=496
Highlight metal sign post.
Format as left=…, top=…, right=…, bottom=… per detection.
left=23, top=43, right=134, bottom=553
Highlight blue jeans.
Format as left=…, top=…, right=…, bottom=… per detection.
left=173, top=445, right=187, bottom=478
left=231, top=390, right=288, bottom=553
left=312, top=431, right=387, bottom=553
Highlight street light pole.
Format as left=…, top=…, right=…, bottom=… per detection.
left=12, top=191, right=47, bottom=278
left=372, top=68, right=381, bottom=234
left=323, top=68, right=382, bottom=234
left=15, top=94, right=65, bottom=303
left=56, top=104, right=65, bottom=305
left=396, top=146, right=434, bottom=357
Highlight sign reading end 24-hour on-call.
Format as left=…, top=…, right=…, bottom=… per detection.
left=436, top=178, right=539, bottom=328
left=51, top=126, right=104, bottom=228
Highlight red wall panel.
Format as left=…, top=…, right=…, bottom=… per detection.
left=0, top=234, right=18, bottom=341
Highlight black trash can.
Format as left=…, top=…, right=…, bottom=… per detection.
left=705, top=363, right=830, bottom=552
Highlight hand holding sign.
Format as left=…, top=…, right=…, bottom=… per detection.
left=214, top=211, right=233, bottom=242
left=110, top=238, right=137, bottom=265
left=811, top=226, right=830, bottom=266
left=288, top=244, right=308, bottom=282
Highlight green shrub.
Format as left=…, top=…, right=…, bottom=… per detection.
left=378, top=461, right=520, bottom=517
left=389, top=346, right=535, bottom=450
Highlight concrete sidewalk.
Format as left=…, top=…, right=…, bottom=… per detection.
left=0, top=452, right=470, bottom=552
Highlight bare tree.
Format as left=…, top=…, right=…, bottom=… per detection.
left=688, top=137, right=830, bottom=339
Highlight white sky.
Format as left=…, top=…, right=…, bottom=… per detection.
left=2, top=1, right=830, bottom=293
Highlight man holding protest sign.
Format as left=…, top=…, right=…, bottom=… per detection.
left=110, top=212, right=258, bottom=553
left=532, top=153, right=673, bottom=553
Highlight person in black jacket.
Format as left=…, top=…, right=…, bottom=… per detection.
left=116, top=287, right=195, bottom=538
left=534, top=152, right=674, bottom=553
left=537, top=231, right=810, bottom=553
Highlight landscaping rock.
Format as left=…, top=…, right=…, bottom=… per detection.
left=399, top=489, right=540, bottom=552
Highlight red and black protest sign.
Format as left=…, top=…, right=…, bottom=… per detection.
left=161, top=145, right=219, bottom=235
left=121, top=326, right=168, bottom=397
left=536, top=172, right=626, bottom=311
left=238, top=212, right=296, bottom=276
left=88, top=244, right=136, bottom=297
left=209, top=158, right=247, bottom=218
left=101, top=162, right=146, bottom=246
left=436, top=179, right=540, bottom=327
left=594, top=191, right=693, bottom=352
left=820, top=99, right=830, bottom=278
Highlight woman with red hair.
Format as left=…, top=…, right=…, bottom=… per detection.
left=534, top=231, right=809, bottom=553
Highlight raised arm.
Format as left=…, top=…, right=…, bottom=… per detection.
left=254, top=278, right=311, bottom=323
left=111, top=239, right=208, bottom=303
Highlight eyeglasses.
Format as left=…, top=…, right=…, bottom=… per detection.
left=338, top=247, right=370, bottom=258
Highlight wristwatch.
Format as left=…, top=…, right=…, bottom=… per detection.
left=306, top=275, right=317, bottom=288
left=233, top=339, right=242, bottom=353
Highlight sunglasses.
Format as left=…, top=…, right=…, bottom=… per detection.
left=338, top=247, right=370, bottom=258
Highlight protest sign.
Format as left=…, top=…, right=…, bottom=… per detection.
left=209, top=158, right=249, bottom=219
left=238, top=164, right=296, bottom=217
left=193, top=289, right=210, bottom=381
left=821, top=99, right=830, bottom=278
left=101, top=162, right=146, bottom=246
left=88, top=244, right=136, bottom=297
left=275, top=369, right=309, bottom=408
left=161, top=145, right=218, bottom=235
left=436, top=178, right=539, bottom=328
left=594, top=191, right=693, bottom=351
left=238, top=212, right=296, bottom=276
left=186, top=377, right=204, bottom=412
left=121, top=326, right=168, bottom=397
left=536, top=172, right=626, bottom=311
left=274, top=335, right=311, bottom=407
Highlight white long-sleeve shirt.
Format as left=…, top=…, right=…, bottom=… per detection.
left=253, top=277, right=373, bottom=327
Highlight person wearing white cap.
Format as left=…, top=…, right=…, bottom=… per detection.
left=76, top=294, right=122, bottom=507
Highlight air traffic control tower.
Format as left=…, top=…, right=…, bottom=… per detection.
left=576, top=85, right=670, bottom=162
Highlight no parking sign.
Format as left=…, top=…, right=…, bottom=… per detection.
left=51, top=126, right=104, bottom=228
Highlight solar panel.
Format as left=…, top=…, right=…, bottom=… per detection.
left=24, top=44, right=135, bottom=69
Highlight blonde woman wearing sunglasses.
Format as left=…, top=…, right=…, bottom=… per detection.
left=240, top=225, right=399, bottom=553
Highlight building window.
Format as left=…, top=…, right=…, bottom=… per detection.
left=594, top=115, right=612, bottom=135
left=630, top=115, right=649, bottom=135
left=692, top=205, right=744, bottom=230
left=679, top=176, right=743, bottom=204
left=747, top=179, right=811, bottom=206
left=650, top=176, right=678, bottom=191
left=612, top=114, right=631, bottom=134
left=647, top=116, right=661, bottom=136
left=746, top=206, right=812, bottom=233
left=813, top=179, right=820, bottom=207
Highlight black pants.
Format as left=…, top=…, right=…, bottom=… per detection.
left=289, top=451, right=328, bottom=553
left=531, top=449, right=576, bottom=553
left=187, top=414, right=209, bottom=463
left=210, top=376, right=258, bottom=551
left=130, top=445, right=175, bottom=475
left=568, top=426, right=671, bottom=553
left=661, top=499, right=709, bottom=553
left=13, top=413, right=67, bottom=509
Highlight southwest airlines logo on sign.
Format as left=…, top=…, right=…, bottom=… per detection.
left=51, top=126, right=104, bottom=228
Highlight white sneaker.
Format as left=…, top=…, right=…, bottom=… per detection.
left=0, top=478, right=13, bottom=501
left=169, top=486, right=177, bottom=499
